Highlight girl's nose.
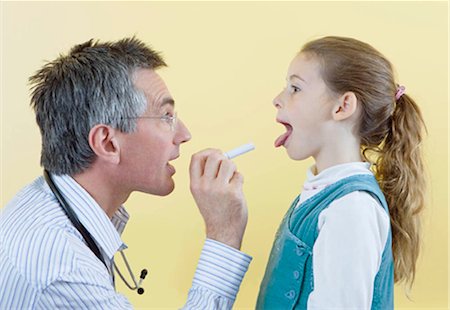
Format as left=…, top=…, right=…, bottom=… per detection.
left=273, top=91, right=284, bottom=109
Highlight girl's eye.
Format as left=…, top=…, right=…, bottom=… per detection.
left=290, top=85, right=301, bottom=93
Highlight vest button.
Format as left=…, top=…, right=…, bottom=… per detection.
left=285, top=290, right=296, bottom=299
left=293, top=270, right=300, bottom=279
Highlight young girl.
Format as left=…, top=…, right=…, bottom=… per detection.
left=256, top=37, right=426, bottom=309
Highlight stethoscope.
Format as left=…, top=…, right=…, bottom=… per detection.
left=43, top=170, right=148, bottom=294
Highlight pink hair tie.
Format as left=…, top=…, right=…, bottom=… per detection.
left=395, top=85, right=406, bottom=100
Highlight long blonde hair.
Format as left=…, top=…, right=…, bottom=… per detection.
left=301, top=36, right=426, bottom=287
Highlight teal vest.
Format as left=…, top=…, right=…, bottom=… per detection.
left=256, top=174, right=394, bottom=309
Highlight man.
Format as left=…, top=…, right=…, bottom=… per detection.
left=0, top=37, right=251, bottom=309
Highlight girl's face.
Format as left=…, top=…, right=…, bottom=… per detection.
left=273, top=53, right=335, bottom=160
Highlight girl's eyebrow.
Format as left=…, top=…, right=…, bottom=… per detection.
left=288, top=74, right=307, bottom=84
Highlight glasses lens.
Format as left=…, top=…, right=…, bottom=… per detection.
left=171, top=113, right=178, bottom=131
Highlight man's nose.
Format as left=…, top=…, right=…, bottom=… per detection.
left=175, top=119, right=191, bottom=144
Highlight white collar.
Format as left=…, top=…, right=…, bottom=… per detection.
left=303, top=162, right=373, bottom=191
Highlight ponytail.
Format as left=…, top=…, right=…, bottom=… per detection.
left=375, top=93, right=427, bottom=287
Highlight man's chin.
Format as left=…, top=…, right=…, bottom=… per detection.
left=148, top=181, right=175, bottom=196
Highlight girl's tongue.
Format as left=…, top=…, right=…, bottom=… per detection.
left=274, top=123, right=293, bottom=147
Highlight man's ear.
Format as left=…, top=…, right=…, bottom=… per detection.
left=88, top=124, right=120, bottom=165
left=332, top=91, right=358, bottom=121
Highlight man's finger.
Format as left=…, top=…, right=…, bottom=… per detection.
left=217, top=159, right=237, bottom=184
left=189, top=149, right=220, bottom=180
left=230, top=171, right=244, bottom=187
left=203, top=152, right=225, bottom=179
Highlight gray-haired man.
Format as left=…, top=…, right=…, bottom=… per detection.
left=0, top=37, right=251, bottom=309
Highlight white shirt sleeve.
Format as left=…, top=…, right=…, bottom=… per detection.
left=307, top=191, right=390, bottom=310
left=35, top=239, right=251, bottom=310
left=181, top=238, right=252, bottom=310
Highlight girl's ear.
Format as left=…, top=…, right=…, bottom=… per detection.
left=332, top=91, right=358, bottom=121
left=88, top=124, right=121, bottom=165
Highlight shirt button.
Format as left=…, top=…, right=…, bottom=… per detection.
left=296, top=247, right=303, bottom=256
left=285, top=290, right=296, bottom=299
left=293, top=270, right=300, bottom=279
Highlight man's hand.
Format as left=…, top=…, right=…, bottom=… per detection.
left=189, top=149, right=248, bottom=250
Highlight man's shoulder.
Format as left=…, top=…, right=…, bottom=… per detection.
left=3, top=176, right=54, bottom=214
left=0, top=176, right=101, bottom=291
left=1, top=214, right=80, bottom=286
left=1, top=176, right=72, bottom=239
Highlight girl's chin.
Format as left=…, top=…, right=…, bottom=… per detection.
left=286, top=146, right=310, bottom=161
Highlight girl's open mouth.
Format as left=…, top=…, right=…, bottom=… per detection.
left=275, top=120, right=293, bottom=147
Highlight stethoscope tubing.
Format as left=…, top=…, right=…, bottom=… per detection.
left=43, top=170, right=146, bottom=294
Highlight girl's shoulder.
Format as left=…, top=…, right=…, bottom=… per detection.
left=317, top=190, right=390, bottom=238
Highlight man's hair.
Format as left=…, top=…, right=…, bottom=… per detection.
left=29, top=37, right=166, bottom=175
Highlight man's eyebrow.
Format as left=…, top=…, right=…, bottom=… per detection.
left=288, top=74, right=307, bottom=84
left=159, top=97, right=175, bottom=107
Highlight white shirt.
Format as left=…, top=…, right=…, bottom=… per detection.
left=299, top=162, right=390, bottom=309
left=0, top=174, right=251, bottom=309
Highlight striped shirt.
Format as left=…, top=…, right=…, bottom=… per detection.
left=0, top=174, right=252, bottom=309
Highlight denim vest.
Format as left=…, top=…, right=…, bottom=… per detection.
left=256, top=174, right=394, bottom=309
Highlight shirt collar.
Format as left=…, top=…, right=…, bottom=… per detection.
left=304, top=162, right=372, bottom=191
left=47, top=173, right=129, bottom=259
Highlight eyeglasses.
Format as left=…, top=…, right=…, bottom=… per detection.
left=124, top=112, right=178, bottom=131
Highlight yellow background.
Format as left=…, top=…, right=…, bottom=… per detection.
left=1, top=1, right=448, bottom=309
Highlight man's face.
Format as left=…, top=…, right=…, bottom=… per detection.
left=118, top=68, right=191, bottom=196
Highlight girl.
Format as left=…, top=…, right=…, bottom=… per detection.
left=256, top=37, right=426, bottom=309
